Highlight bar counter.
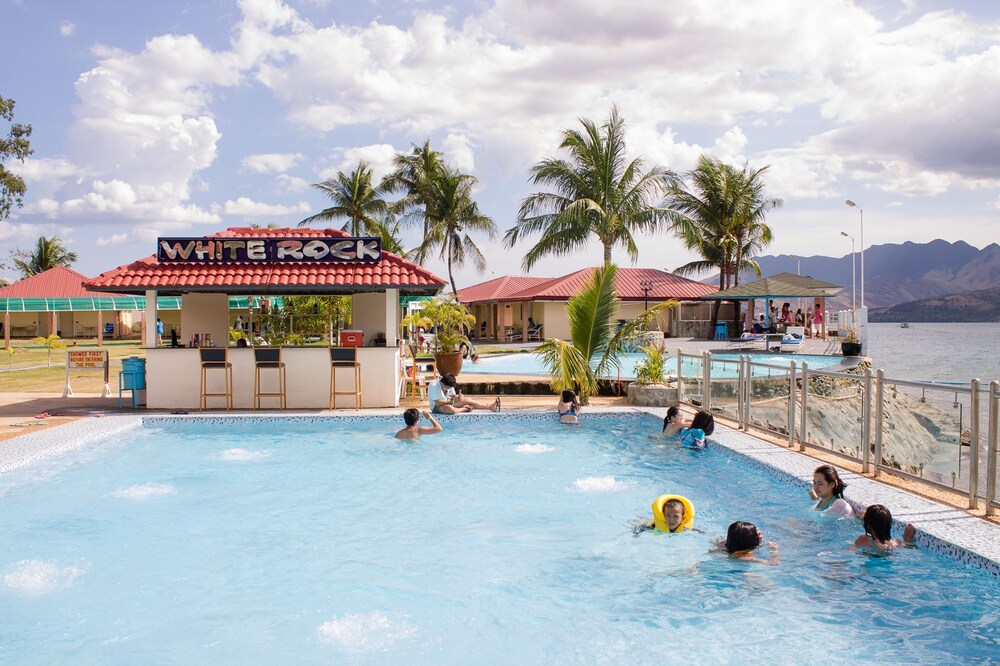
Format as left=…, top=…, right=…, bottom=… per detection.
left=145, top=346, right=401, bottom=410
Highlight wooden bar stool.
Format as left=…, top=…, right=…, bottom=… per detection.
left=253, top=347, right=286, bottom=409
left=329, top=347, right=361, bottom=410
left=199, top=348, right=232, bottom=411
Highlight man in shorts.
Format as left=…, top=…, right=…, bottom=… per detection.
left=427, top=373, right=500, bottom=414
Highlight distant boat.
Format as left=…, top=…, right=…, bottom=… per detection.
left=900, top=322, right=911, bottom=328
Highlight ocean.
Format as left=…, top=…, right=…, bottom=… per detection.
left=865, top=322, right=1000, bottom=384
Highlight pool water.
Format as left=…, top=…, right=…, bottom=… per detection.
left=470, top=352, right=842, bottom=378
left=1, top=415, right=997, bottom=664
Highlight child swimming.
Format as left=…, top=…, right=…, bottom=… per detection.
left=717, top=521, right=779, bottom=564
left=677, top=410, right=714, bottom=449
left=808, top=465, right=854, bottom=518
left=853, top=505, right=916, bottom=554
left=660, top=406, right=689, bottom=438
left=394, top=408, right=443, bottom=441
left=557, top=389, right=581, bottom=425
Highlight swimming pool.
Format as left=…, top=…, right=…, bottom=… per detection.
left=469, top=351, right=843, bottom=378
left=1, top=414, right=997, bottom=663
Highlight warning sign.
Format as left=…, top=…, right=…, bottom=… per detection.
left=68, top=350, right=108, bottom=369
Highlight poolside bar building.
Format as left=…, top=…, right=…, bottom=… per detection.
left=84, top=227, right=446, bottom=409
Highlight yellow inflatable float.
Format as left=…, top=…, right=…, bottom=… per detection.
left=651, top=494, right=695, bottom=533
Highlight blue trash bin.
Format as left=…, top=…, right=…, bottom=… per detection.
left=714, top=321, right=728, bottom=341
left=119, top=357, right=147, bottom=408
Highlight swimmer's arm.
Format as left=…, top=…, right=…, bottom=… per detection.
left=902, top=523, right=917, bottom=547
left=852, top=535, right=872, bottom=550
left=418, top=411, right=443, bottom=434
left=808, top=488, right=819, bottom=500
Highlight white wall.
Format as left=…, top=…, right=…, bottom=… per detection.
left=351, top=291, right=398, bottom=346
left=181, top=293, right=229, bottom=347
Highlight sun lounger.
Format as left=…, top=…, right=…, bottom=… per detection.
left=780, top=332, right=804, bottom=353
left=726, top=332, right=766, bottom=350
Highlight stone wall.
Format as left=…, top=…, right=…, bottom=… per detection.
left=627, top=383, right=678, bottom=407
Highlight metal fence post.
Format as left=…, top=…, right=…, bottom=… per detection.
left=676, top=348, right=683, bottom=404
left=986, top=381, right=998, bottom=517
left=969, top=379, right=980, bottom=509
left=703, top=351, right=712, bottom=412
left=744, top=356, right=753, bottom=428
left=787, top=361, right=796, bottom=447
left=862, top=367, right=872, bottom=473
left=871, top=369, right=884, bottom=476
left=737, top=354, right=745, bottom=429
left=799, top=362, right=809, bottom=451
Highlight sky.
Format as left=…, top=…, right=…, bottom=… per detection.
left=2, top=0, right=999, bottom=289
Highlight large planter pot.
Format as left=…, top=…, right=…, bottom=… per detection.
left=627, top=383, right=679, bottom=407
left=841, top=342, right=862, bottom=357
left=435, top=351, right=464, bottom=377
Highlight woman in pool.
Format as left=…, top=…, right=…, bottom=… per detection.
left=716, top=521, right=779, bottom=564
left=557, top=389, right=581, bottom=425
left=659, top=406, right=689, bottom=438
left=808, top=465, right=854, bottom=518
left=854, top=504, right=916, bottom=554
left=677, top=410, right=714, bottom=449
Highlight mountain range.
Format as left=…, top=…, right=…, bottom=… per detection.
left=742, top=240, right=1000, bottom=312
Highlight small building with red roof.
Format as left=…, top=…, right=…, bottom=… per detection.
left=457, top=267, right=724, bottom=342
left=84, top=227, right=447, bottom=410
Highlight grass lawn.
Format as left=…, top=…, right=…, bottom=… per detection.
left=1, top=339, right=146, bottom=393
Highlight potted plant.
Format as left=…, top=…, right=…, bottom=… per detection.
left=402, top=296, right=476, bottom=376
left=840, top=328, right=862, bottom=356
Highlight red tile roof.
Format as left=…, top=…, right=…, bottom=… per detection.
left=84, top=227, right=447, bottom=295
left=455, top=275, right=554, bottom=304
left=0, top=266, right=129, bottom=298
left=497, top=267, right=717, bottom=302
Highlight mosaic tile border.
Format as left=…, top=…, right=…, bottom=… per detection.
left=3, top=408, right=998, bottom=575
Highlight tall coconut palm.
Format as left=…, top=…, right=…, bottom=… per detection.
left=13, top=236, right=77, bottom=277
left=534, top=264, right=676, bottom=402
left=382, top=140, right=445, bottom=263
left=418, top=167, right=498, bottom=295
left=667, top=155, right=781, bottom=289
left=505, top=106, right=677, bottom=270
left=298, top=160, right=389, bottom=236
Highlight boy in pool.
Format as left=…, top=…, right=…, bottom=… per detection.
left=677, top=410, right=714, bottom=449
left=716, top=521, right=779, bottom=564
left=395, top=408, right=443, bottom=440
left=427, top=373, right=500, bottom=414
left=853, top=504, right=916, bottom=554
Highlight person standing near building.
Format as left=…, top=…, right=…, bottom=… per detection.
left=155, top=318, right=164, bottom=346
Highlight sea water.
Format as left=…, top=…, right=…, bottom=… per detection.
left=1, top=415, right=997, bottom=664
left=866, top=322, right=1000, bottom=383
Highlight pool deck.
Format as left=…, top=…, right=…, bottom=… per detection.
left=1, top=405, right=998, bottom=576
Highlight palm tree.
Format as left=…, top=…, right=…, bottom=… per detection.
left=367, top=210, right=408, bottom=257
left=504, top=106, right=677, bottom=270
left=534, top=264, right=675, bottom=402
left=13, top=236, right=77, bottom=277
left=418, top=167, right=498, bottom=295
left=382, top=140, right=445, bottom=263
left=667, top=156, right=781, bottom=289
left=298, top=160, right=389, bottom=235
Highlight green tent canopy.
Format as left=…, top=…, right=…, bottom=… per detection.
left=0, top=296, right=284, bottom=313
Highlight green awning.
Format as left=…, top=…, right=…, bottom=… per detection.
left=0, top=296, right=283, bottom=313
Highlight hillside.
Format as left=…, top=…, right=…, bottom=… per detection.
left=869, top=286, right=1000, bottom=322
left=742, top=240, right=1000, bottom=310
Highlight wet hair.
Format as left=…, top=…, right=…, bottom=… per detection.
left=690, top=410, right=715, bottom=436
left=440, top=373, right=457, bottom=388
left=814, top=465, right=847, bottom=498
left=561, top=389, right=577, bottom=403
left=662, top=406, right=680, bottom=432
left=403, top=408, right=420, bottom=426
left=725, top=521, right=762, bottom=553
left=863, top=504, right=894, bottom=543
left=664, top=499, right=685, bottom=518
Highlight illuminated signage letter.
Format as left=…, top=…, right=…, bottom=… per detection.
left=246, top=240, right=266, bottom=260
left=330, top=241, right=356, bottom=259
left=159, top=240, right=196, bottom=260
left=302, top=240, right=330, bottom=260
left=356, top=240, right=380, bottom=260
left=276, top=240, right=303, bottom=260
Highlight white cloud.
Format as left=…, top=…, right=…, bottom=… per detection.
left=95, top=234, right=130, bottom=246
left=59, top=21, right=76, bottom=37
left=241, top=152, right=304, bottom=174
left=275, top=173, right=310, bottom=193
left=442, top=133, right=476, bottom=173
left=320, top=144, right=398, bottom=182
left=216, top=197, right=311, bottom=216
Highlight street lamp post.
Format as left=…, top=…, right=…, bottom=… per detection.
left=845, top=200, right=864, bottom=308
left=639, top=280, right=653, bottom=311
left=840, top=231, right=856, bottom=313
left=787, top=254, right=800, bottom=275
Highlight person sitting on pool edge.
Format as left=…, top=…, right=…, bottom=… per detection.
left=677, top=410, right=714, bottom=449
left=395, top=408, right=443, bottom=441
left=428, top=373, right=500, bottom=414
left=716, top=521, right=779, bottom=564
left=853, top=504, right=916, bottom=554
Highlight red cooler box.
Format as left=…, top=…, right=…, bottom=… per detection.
left=339, top=330, right=363, bottom=347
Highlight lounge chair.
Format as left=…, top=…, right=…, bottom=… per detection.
left=102, top=322, right=115, bottom=336
left=527, top=323, right=543, bottom=341
left=726, top=332, right=765, bottom=350
left=780, top=327, right=805, bottom=353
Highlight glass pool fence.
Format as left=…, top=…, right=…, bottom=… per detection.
left=673, top=350, right=1000, bottom=516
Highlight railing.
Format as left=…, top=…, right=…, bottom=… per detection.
left=674, top=349, right=999, bottom=511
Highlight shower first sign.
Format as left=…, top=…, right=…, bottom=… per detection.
left=63, top=349, right=112, bottom=398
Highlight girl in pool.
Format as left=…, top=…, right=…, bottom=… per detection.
left=808, top=465, right=855, bottom=518
left=557, top=389, right=581, bottom=425
left=853, top=504, right=916, bottom=554
left=716, top=521, right=779, bottom=564
left=659, top=406, right=689, bottom=438
left=677, top=410, right=714, bottom=449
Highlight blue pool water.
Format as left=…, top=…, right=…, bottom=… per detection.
left=470, top=351, right=843, bottom=378
left=1, top=415, right=998, bottom=664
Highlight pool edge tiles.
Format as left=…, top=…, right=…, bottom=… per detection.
left=4, top=408, right=999, bottom=577
left=0, top=415, right=143, bottom=474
